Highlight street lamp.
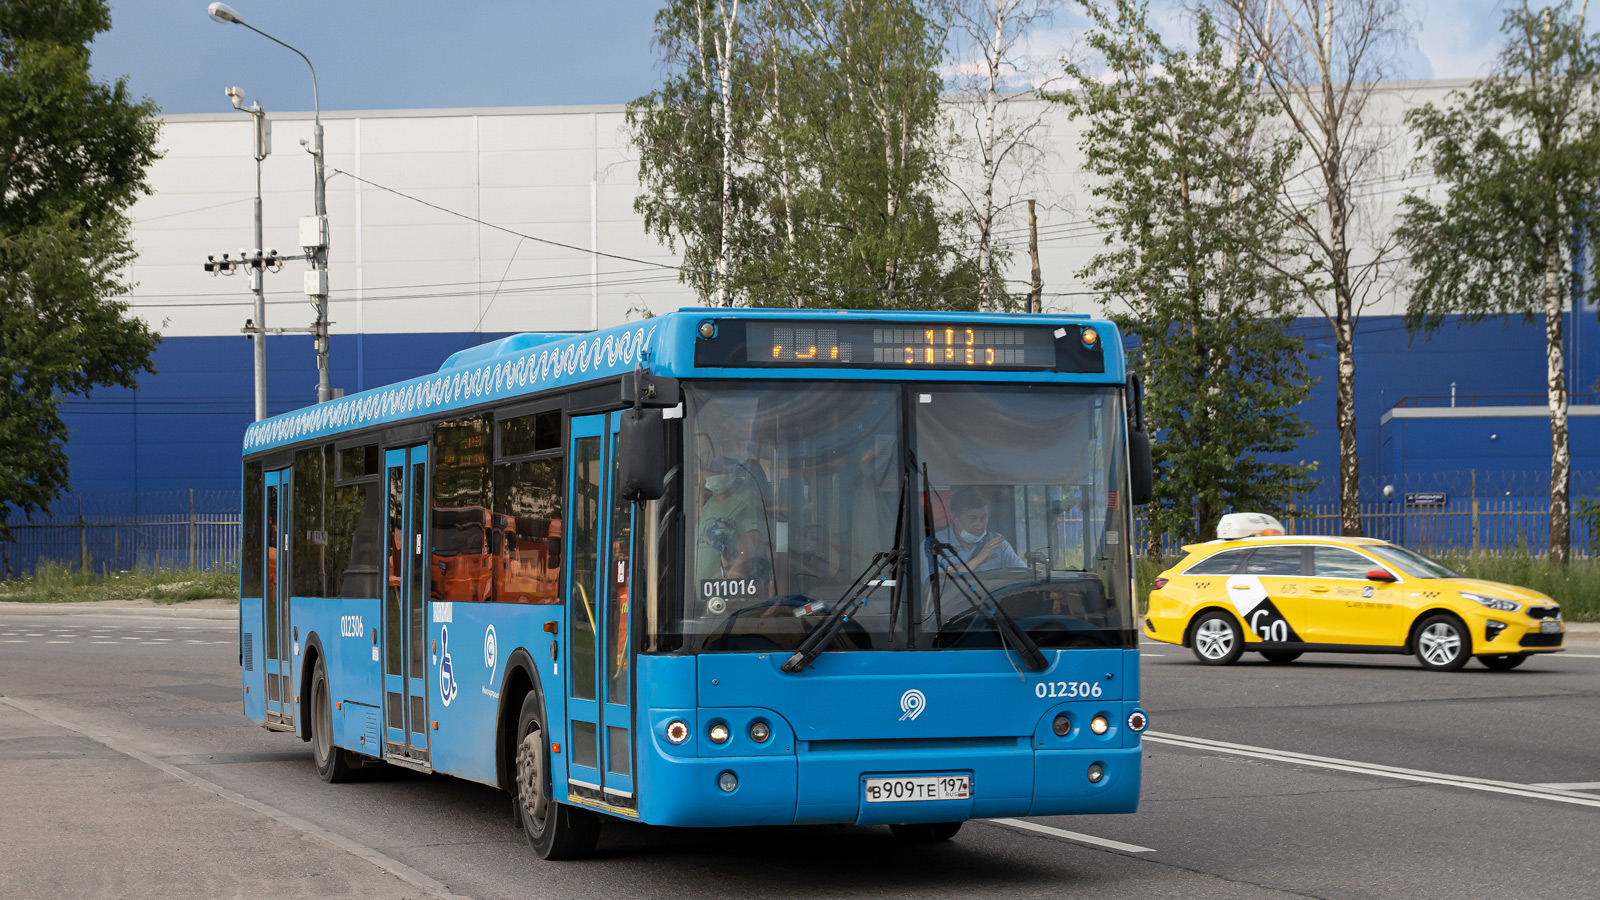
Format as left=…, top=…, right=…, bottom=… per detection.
left=207, top=2, right=334, bottom=404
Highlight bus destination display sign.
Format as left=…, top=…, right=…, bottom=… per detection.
left=694, top=319, right=1104, bottom=373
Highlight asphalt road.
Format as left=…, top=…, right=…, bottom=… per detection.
left=2, top=608, right=1596, bottom=900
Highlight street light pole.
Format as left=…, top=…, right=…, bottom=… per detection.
left=227, top=86, right=269, bottom=421
left=208, top=2, right=333, bottom=404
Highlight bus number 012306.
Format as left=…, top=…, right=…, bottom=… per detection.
left=1035, top=681, right=1102, bottom=699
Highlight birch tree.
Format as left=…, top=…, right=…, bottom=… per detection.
left=1059, top=0, right=1317, bottom=546
left=1397, top=1, right=1600, bottom=564
left=946, top=0, right=1061, bottom=310
left=1217, top=0, right=1412, bottom=536
left=627, top=0, right=760, bottom=306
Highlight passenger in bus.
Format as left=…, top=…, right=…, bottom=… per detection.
left=927, top=487, right=1026, bottom=573
left=694, top=457, right=770, bottom=583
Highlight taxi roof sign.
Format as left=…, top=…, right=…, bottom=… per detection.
left=1216, top=512, right=1285, bottom=540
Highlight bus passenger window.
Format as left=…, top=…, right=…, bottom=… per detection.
left=432, top=415, right=493, bottom=602
left=495, top=411, right=564, bottom=604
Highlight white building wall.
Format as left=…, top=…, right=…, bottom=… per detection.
left=129, top=81, right=1471, bottom=340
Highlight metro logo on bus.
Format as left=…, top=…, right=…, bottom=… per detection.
left=899, top=689, right=927, bottom=721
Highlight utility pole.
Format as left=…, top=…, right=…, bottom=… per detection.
left=207, top=3, right=333, bottom=404
left=1028, top=199, right=1042, bottom=314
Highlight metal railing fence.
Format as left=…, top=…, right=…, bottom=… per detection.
left=2, top=491, right=241, bottom=577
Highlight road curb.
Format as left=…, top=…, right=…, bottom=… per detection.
left=0, top=603, right=237, bottom=621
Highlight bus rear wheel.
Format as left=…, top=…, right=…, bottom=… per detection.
left=310, top=659, right=354, bottom=784
left=516, top=693, right=600, bottom=860
left=889, top=822, right=962, bottom=842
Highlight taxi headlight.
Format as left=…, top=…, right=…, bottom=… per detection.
left=1463, top=592, right=1520, bottom=613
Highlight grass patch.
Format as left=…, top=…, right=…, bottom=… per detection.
left=0, top=561, right=239, bottom=605
left=1439, top=552, right=1600, bottom=622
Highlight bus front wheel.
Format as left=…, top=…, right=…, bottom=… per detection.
left=516, top=693, right=600, bottom=860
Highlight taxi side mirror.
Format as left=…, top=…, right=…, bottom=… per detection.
left=1366, top=569, right=1396, bottom=582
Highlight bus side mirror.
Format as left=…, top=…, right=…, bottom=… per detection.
left=1130, top=427, right=1154, bottom=506
left=618, top=409, right=666, bottom=502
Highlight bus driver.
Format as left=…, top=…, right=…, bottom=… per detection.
left=695, top=457, right=769, bottom=590
left=928, top=486, right=1026, bottom=574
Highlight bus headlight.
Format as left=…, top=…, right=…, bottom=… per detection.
left=1087, top=763, right=1105, bottom=783
left=718, top=770, right=738, bottom=792
left=1052, top=714, right=1071, bottom=736
left=665, top=720, right=690, bottom=744
left=749, top=721, right=771, bottom=743
left=708, top=722, right=730, bottom=744
left=1090, top=715, right=1109, bottom=735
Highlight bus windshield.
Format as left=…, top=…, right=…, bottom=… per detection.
left=670, top=381, right=1134, bottom=654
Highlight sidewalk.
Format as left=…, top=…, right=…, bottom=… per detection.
left=0, top=699, right=426, bottom=900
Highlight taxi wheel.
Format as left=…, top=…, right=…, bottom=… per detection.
left=1478, top=653, right=1529, bottom=671
left=1190, top=612, right=1244, bottom=666
left=1414, top=614, right=1471, bottom=671
left=890, top=822, right=962, bottom=842
left=1259, top=651, right=1303, bottom=664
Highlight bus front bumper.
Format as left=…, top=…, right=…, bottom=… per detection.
left=635, top=732, right=1142, bottom=828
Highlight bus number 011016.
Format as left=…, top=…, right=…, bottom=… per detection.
left=1035, top=681, right=1102, bottom=699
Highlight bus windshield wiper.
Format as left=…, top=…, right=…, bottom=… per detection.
left=780, top=547, right=903, bottom=673
left=782, top=467, right=910, bottom=674
left=922, top=464, right=1047, bottom=672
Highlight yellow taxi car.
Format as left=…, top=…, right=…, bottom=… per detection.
left=1144, top=529, right=1565, bottom=671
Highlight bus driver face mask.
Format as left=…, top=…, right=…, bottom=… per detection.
left=705, top=473, right=737, bottom=493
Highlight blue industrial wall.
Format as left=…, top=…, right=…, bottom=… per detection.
left=50, top=309, right=1600, bottom=502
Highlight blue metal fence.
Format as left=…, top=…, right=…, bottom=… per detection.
left=1, top=491, right=241, bottom=577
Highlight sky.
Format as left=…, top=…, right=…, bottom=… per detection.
left=92, top=0, right=1515, bottom=117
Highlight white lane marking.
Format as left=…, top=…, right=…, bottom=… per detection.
left=45, top=641, right=71, bottom=644
left=0, top=695, right=478, bottom=900
left=2, top=640, right=24, bottom=643
left=92, top=641, right=119, bottom=645
left=1148, top=732, right=1600, bottom=809
left=1534, top=782, right=1600, bottom=790
left=121, top=637, right=141, bottom=641
left=1140, top=653, right=1165, bottom=657
left=990, top=818, right=1155, bottom=853
left=1557, top=653, right=1600, bottom=659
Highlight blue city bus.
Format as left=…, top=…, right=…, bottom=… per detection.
left=238, top=308, right=1153, bottom=859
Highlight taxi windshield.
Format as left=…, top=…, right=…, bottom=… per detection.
left=1367, top=544, right=1458, bottom=579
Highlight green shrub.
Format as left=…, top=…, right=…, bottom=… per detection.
left=0, top=561, right=238, bottom=605
left=1438, top=551, right=1600, bottom=623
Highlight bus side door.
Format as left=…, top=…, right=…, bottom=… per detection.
left=382, top=445, right=432, bottom=765
left=263, top=467, right=293, bottom=729
left=564, top=412, right=637, bottom=809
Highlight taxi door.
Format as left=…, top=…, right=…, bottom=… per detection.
left=1225, top=545, right=1309, bottom=645
left=1302, top=545, right=1406, bottom=647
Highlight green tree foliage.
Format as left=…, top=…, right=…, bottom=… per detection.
left=628, top=0, right=979, bottom=310
left=1057, top=0, right=1317, bottom=546
left=0, top=0, right=160, bottom=537
left=1397, top=1, right=1600, bottom=564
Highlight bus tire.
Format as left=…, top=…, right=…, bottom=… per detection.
left=889, top=822, right=962, bottom=842
left=515, top=693, right=600, bottom=860
left=310, top=659, right=354, bottom=784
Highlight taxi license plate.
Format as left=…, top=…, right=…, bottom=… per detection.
left=1541, top=620, right=1562, bottom=634
left=864, top=775, right=970, bottom=803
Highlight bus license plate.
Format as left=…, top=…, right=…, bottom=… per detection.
left=864, top=775, right=970, bottom=803
left=1541, top=620, right=1561, bottom=634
